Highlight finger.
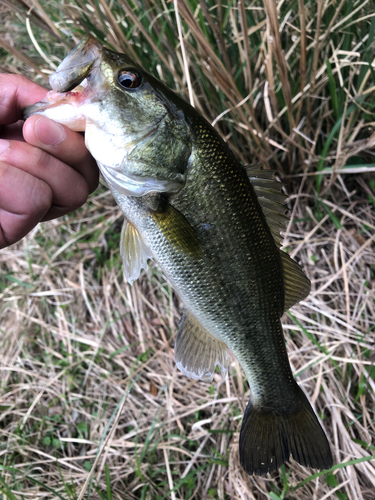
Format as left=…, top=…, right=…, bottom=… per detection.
left=0, top=162, right=52, bottom=248
left=1, top=120, right=25, bottom=142
left=0, top=138, right=90, bottom=213
left=23, top=115, right=99, bottom=194
left=0, top=74, right=47, bottom=126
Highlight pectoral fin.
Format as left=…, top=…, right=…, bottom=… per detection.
left=120, top=219, right=153, bottom=285
left=151, top=204, right=201, bottom=259
left=175, top=310, right=229, bottom=381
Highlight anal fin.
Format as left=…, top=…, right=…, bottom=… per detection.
left=120, top=219, right=153, bottom=285
left=175, top=310, right=229, bottom=381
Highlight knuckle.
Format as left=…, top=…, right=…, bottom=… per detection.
left=35, top=148, right=53, bottom=170
left=70, top=177, right=89, bottom=210
left=28, top=176, right=53, bottom=215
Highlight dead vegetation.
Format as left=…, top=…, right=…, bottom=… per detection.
left=0, top=0, right=375, bottom=499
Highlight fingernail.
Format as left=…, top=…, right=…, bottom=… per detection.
left=35, top=116, right=66, bottom=146
left=0, top=139, right=9, bottom=156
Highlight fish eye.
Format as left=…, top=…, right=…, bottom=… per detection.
left=117, top=70, right=142, bottom=90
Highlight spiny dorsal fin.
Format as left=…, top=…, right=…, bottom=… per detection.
left=175, top=310, right=229, bottom=381
left=246, top=166, right=288, bottom=248
left=279, top=250, right=311, bottom=311
left=120, top=218, right=153, bottom=285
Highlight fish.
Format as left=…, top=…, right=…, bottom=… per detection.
left=23, top=35, right=333, bottom=476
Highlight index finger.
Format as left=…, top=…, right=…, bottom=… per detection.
left=0, top=74, right=48, bottom=126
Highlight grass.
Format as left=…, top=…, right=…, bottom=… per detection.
left=0, top=0, right=375, bottom=498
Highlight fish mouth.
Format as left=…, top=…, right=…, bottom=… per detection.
left=49, top=35, right=102, bottom=93
left=23, top=36, right=101, bottom=120
left=22, top=86, right=87, bottom=120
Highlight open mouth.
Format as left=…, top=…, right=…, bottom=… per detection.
left=23, top=37, right=102, bottom=121
left=49, top=35, right=102, bottom=93
left=22, top=86, right=88, bottom=120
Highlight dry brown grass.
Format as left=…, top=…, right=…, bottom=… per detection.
left=1, top=0, right=375, bottom=499
left=1, top=177, right=374, bottom=499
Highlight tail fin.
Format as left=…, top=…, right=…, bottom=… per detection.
left=239, top=385, right=333, bottom=476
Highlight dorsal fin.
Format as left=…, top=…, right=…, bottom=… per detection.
left=279, top=250, right=311, bottom=311
left=175, top=310, right=229, bottom=381
left=246, top=166, right=288, bottom=248
left=246, top=166, right=311, bottom=310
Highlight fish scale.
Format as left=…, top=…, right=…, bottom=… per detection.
left=23, top=35, right=333, bottom=476
left=148, top=117, right=297, bottom=407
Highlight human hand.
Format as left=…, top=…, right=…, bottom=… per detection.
left=0, top=74, right=99, bottom=248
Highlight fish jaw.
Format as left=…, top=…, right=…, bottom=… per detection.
left=49, top=35, right=101, bottom=92
left=23, top=89, right=88, bottom=131
left=23, top=35, right=103, bottom=129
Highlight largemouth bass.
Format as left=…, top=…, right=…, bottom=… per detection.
left=24, top=36, right=333, bottom=475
